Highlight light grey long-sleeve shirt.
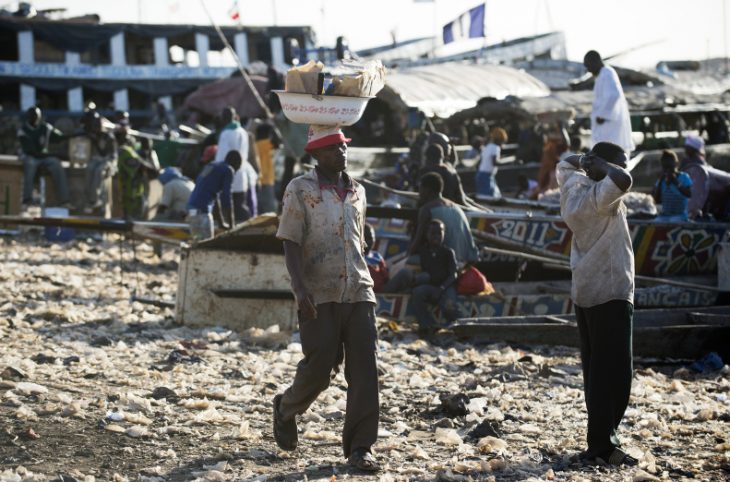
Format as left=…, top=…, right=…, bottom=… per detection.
left=557, top=161, right=635, bottom=308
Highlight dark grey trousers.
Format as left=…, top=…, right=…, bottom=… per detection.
left=278, top=301, right=379, bottom=457
left=575, top=299, right=633, bottom=457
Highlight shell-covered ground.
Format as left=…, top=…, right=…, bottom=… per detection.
left=1, top=235, right=729, bottom=481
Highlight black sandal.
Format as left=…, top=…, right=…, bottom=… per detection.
left=272, top=394, right=297, bottom=451
left=348, top=448, right=381, bottom=472
left=597, top=448, right=638, bottom=467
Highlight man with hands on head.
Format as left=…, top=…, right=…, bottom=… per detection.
left=273, top=125, right=381, bottom=472
left=557, top=142, right=638, bottom=467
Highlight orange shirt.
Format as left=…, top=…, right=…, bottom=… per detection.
left=256, top=139, right=275, bottom=186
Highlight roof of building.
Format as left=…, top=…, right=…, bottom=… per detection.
left=0, top=17, right=314, bottom=53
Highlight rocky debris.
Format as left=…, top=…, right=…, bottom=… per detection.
left=1, top=237, right=729, bottom=481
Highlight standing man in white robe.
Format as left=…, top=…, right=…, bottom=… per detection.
left=584, top=51, right=635, bottom=154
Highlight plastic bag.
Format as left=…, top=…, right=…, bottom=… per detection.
left=457, top=266, right=494, bottom=296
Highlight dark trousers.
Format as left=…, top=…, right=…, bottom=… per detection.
left=411, top=284, right=459, bottom=329
left=279, top=302, right=379, bottom=457
left=22, top=155, right=70, bottom=204
left=575, top=299, right=633, bottom=457
left=232, top=191, right=251, bottom=223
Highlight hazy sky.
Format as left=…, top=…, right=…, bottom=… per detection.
left=24, top=0, right=730, bottom=69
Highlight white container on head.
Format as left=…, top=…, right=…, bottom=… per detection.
left=273, top=91, right=373, bottom=126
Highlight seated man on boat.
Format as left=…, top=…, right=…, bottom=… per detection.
left=420, top=142, right=467, bottom=206
left=402, top=219, right=460, bottom=338
left=652, top=150, right=692, bottom=222
left=411, top=172, right=479, bottom=266
left=428, top=131, right=460, bottom=166
left=557, top=141, right=638, bottom=467
left=681, top=135, right=730, bottom=221
left=185, top=150, right=241, bottom=240
left=17, top=106, right=71, bottom=209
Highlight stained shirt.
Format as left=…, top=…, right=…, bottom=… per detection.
left=277, top=169, right=376, bottom=306
left=557, top=161, right=634, bottom=308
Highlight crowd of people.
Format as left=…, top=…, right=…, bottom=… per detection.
left=17, top=104, right=285, bottom=237
left=12, top=48, right=730, bottom=475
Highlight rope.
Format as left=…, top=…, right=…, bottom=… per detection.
left=198, top=0, right=298, bottom=158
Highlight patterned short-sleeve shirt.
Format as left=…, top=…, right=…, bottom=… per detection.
left=276, top=169, right=375, bottom=306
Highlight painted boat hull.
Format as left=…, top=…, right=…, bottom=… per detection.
left=375, top=283, right=718, bottom=323
left=369, top=213, right=730, bottom=278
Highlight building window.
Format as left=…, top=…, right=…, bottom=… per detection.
left=80, top=41, right=111, bottom=65
left=0, top=28, right=19, bottom=61
left=124, top=32, right=155, bottom=65
left=0, top=81, right=20, bottom=111
left=34, top=39, right=65, bottom=63
left=35, top=87, right=68, bottom=111
left=249, top=33, right=272, bottom=64
left=83, top=88, right=115, bottom=112
left=128, top=89, right=153, bottom=113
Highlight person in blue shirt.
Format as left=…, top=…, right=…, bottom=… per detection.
left=652, top=150, right=692, bottom=222
left=186, top=150, right=241, bottom=240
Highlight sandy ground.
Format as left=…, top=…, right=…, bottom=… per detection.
left=1, top=235, right=729, bottom=482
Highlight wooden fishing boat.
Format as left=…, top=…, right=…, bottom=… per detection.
left=0, top=214, right=191, bottom=244
left=367, top=211, right=730, bottom=278
left=469, top=212, right=730, bottom=278
left=451, top=306, right=730, bottom=359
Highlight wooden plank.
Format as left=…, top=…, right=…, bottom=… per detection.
left=212, top=289, right=294, bottom=300
left=452, top=321, right=730, bottom=359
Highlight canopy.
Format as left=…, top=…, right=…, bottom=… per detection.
left=378, top=62, right=550, bottom=118
left=447, top=83, right=730, bottom=126
left=182, top=75, right=269, bottom=119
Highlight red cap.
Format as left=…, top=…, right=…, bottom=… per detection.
left=305, top=125, right=351, bottom=153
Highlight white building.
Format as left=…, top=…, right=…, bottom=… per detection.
left=0, top=17, right=314, bottom=117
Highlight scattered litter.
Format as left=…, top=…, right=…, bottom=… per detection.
left=1, top=238, right=727, bottom=480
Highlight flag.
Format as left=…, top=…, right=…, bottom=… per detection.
left=442, top=3, right=486, bottom=44
left=228, top=0, right=240, bottom=21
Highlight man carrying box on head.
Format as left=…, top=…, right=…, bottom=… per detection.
left=273, top=125, right=381, bottom=472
